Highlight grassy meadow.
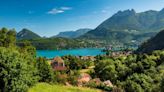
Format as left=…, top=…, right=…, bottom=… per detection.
left=28, top=83, right=102, bottom=92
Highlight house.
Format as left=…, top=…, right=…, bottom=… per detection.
left=105, top=45, right=113, bottom=50
left=110, top=50, right=133, bottom=57
left=81, top=56, right=96, bottom=61
left=51, top=57, right=66, bottom=71
left=78, top=73, right=91, bottom=85
left=90, top=78, right=102, bottom=85
left=103, top=80, right=113, bottom=87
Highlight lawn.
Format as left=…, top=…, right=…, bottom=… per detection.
left=80, top=66, right=95, bottom=73
left=28, top=83, right=102, bottom=92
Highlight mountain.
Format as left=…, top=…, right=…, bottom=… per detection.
left=17, top=28, right=41, bottom=40
left=54, top=28, right=91, bottom=38
left=136, top=30, right=164, bottom=53
left=81, top=8, right=164, bottom=45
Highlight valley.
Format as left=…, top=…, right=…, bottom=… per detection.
left=0, top=1, right=164, bottom=92
left=16, top=8, right=164, bottom=50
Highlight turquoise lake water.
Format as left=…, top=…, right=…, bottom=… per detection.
left=37, top=48, right=105, bottom=58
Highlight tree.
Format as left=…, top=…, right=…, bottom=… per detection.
left=94, top=60, right=118, bottom=83
left=0, top=28, right=16, bottom=48
left=0, top=28, right=39, bottom=92
left=127, top=73, right=153, bottom=92
left=123, top=80, right=144, bottom=92
left=6, top=29, right=16, bottom=47
left=65, top=56, right=82, bottom=70
left=0, top=47, right=38, bottom=92
left=19, top=40, right=36, bottom=58
left=93, top=50, right=164, bottom=92
left=36, top=57, right=54, bottom=83
left=161, top=76, right=164, bottom=92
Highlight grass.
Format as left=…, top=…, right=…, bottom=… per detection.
left=28, top=83, right=102, bottom=92
left=80, top=66, right=95, bottom=73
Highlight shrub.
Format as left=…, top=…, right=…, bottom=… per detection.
left=0, top=48, right=38, bottom=92
left=36, top=57, right=54, bottom=83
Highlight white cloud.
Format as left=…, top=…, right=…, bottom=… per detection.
left=61, top=7, right=72, bottom=10
left=47, top=6, right=72, bottom=15
left=47, top=8, right=64, bottom=14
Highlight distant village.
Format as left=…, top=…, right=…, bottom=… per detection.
left=49, top=47, right=133, bottom=87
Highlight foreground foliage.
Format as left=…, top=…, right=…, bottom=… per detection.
left=93, top=50, right=164, bottom=92
left=0, top=28, right=38, bottom=92
left=36, top=57, right=54, bottom=83
left=0, top=48, right=38, bottom=92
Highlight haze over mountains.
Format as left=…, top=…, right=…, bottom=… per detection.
left=82, top=8, right=164, bottom=45
left=17, top=8, right=164, bottom=47
left=53, top=28, right=92, bottom=38
left=16, top=28, right=92, bottom=40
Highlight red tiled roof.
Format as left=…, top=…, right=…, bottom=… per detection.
left=53, top=66, right=66, bottom=71
left=53, top=57, right=64, bottom=63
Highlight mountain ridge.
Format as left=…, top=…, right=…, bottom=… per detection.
left=16, top=28, right=41, bottom=40
left=81, top=8, right=164, bottom=45
left=53, top=28, right=92, bottom=38
left=136, top=30, right=164, bottom=53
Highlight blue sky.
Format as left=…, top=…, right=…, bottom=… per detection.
left=0, top=0, right=164, bottom=37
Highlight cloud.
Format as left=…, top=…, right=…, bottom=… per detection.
left=47, top=6, right=72, bottom=15
left=61, top=7, right=72, bottom=10
left=47, top=8, right=64, bottom=14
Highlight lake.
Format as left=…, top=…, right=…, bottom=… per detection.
left=37, top=48, right=105, bottom=58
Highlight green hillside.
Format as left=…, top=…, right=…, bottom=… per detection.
left=82, top=8, right=164, bottom=46
left=136, top=30, right=164, bottom=53
left=17, top=38, right=99, bottom=50
left=17, top=28, right=41, bottom=40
